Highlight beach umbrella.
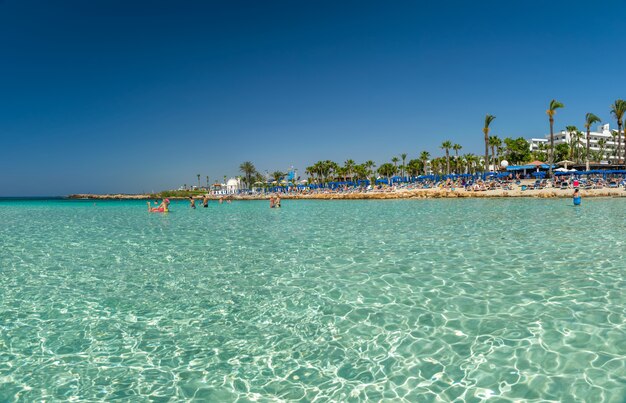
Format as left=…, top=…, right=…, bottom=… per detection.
left=557, top=160, right=575, bottom=169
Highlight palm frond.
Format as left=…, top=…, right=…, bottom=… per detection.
left=585, top=112, right=601, bottom=126
left=484, top=114, right=496, bottom=128
left=549, top=99, right=565, bottom=110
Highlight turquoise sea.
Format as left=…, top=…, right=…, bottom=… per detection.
left=1, top=198, right=625, bottom=401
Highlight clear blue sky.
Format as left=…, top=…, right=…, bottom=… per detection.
left=1, top=0, right=625, bottom=196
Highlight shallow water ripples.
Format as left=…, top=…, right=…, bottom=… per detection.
left=0, top=198, right=625, bottom=401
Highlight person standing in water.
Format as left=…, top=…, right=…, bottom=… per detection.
left=275, top=194, right=281, bottom=208
left=189, top=196, right=196, bottom=209
left=573, top=188, right=581, bottom=205
left=269, top=195, right=275, bottom=208
left=202, top=195, right=209, bottom=208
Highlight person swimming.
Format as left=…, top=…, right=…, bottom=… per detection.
left=148, top=198, right=170, bottom=212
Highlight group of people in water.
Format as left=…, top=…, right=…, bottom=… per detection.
left=269, top=194, right=281, bottom=208
left=147, top=194, right=282, bottom=212
left=188, top=195, right=231, bottom=209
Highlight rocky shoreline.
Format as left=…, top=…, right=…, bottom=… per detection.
left=68, top=188, right=626, bottom=200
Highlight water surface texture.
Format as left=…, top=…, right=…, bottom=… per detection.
left=1, top=198, right=625, bottom=401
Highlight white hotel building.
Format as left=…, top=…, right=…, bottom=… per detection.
left=529, top=123, right=625, bottom=163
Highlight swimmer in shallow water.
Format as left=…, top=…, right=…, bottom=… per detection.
left=189, top=196, right=196, bottom=209
left=202, top=195, right=209, bottom=208
left=148, top=198, right=170, bottom=212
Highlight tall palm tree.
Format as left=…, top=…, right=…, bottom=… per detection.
left=584, top=113, right=601, bottom=169
left=419, top=151, right=430, bottom=175
left=483, top=114, right=496, bottom=172
left=452, top=144, right=462, bottom=173
left=440, top=140, right=453, bottom=175
left=400, top=153, right=407, bottom=178
left=239, top=161, right=256, bottom=188
left=488, top=136, right=501, bottom=170
left=610, top=99, right=626, bottom=164
left=547, top=99, right=565, bottom=176
left=197, top=174, right=201, bottom=189
left=206, top=175, right=209, bottom=188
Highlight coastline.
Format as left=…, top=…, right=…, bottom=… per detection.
left=68, top=187, right=626, bottom=200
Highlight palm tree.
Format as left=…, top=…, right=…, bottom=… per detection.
left=271, top=171, right=285, bottom=183
left=547, top=99, right=565, bottom=176
left=483, top=114, right=496, bottom=172
left=400, top=153, right=407, bottom=178
left=597, top=138, right=607, bottom=161
left=377, top=163, right=395, bottom=181
left=197, top=174, right=201, bottom=189
left=610, top=100, right=626, bottom=164
left=391, top=157, right=400, bottom=176
left=488, top=136, right=501, bottom=170
left=343, top=159, right=355, bottom=181
left=463, top=153, right=476, bottom=174
left=419, top=151, right=430, bottom=175
left=452, top=144, right=462, bottom=173
left=363, top=160, right=376, bottom=183
left=406, top=159, right=421, bottom=177
left=440, top=140, right=453, bottom=175
left=239, top=161, right=256, bottom=188
left=574, top=131, right=584, bottom=163
left=430, top=159, right=440, bottom=175
left=584, top=113, right=601, bottom=169
left=206, top=175, right=209, bottom=188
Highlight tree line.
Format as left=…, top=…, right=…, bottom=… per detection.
left=230, top=99, right=626, bottom=187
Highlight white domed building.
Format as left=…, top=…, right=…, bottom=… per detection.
left=226, top=177, right=243, bottom=194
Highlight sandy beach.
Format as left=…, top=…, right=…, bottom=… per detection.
left=68, top=186, right=626, bottom=200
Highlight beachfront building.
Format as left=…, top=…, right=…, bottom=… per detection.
left=528, top=138, right=548, bottom=152
left=528, top=123, right=625, bottom=162
left=226, top=177, right=244, bottom=194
